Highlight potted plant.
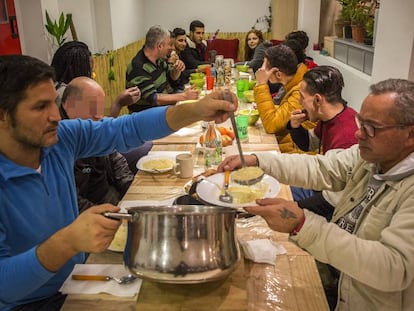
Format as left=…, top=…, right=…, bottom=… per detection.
left=336, top=0, right=353, bottom=39
left=45, top=10, right=72, bottom=47
left=364, top=16, right=374, bottom=45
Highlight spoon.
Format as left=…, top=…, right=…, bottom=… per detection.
left=71, top=274, right=137, bottom=285
left=219, top=168, right=233, bottom=203
left=222, top=90, right=246, bottom=167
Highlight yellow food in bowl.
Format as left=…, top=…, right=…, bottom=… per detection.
left=141, top=158, right=174, bottom=171
left=243, top=90, right=255, bottom=102
left=238, top=109, right=260, bottom=126
left=227, top=182, right=268, bottom=204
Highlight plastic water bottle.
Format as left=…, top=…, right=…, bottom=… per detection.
left=203, top=121, right=222, bottom=169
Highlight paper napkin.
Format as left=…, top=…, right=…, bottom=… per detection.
left=60, top=264, right=142, bottom=297
left=239, top=239, right=287, bottom=265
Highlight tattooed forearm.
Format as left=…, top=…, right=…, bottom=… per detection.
left=280, top=208, right=297, bottom=219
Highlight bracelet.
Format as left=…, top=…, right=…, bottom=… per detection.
left=290, top=215, right=305, bottom=236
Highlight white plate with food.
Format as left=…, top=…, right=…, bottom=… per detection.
left=136, top=155, right=175, bottom=173
left=196, top=172, right=280, bottom=208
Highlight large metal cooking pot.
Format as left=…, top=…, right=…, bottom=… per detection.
left=106, top=205, right=240, bottom=283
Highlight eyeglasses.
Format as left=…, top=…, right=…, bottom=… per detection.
left=355, top=115, right=413, bottom=138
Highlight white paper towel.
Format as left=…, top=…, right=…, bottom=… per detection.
left=239, top=239, right=287, bottom=265
left=60, top=264, right=142, bottom=297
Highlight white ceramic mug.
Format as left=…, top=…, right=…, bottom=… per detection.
left=175, top=153, right=193, bottom=178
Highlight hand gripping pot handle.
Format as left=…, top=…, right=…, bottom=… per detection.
left=103, top=212, right=138, bottom=222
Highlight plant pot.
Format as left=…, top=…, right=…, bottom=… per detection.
left=351, top=25, right=365, bottom=43
left=364, top=37, right=373, bottom=46
left=334, top=21, right=344, bottom=38
left=343, top=23, right=353, bottom=39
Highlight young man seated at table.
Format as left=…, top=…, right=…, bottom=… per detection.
left=125, top=25, right=198, bottom=113
left=219, top=78, right=414, bottom=311
left=60, top=77, right=134, bottom=213
left=0, top=54, right=238, bottom=311
left=287, top=66, right=358, bottom=220
left=180, top=20, right=209, bottom=70
left=254, top=44, right=316, bottom=153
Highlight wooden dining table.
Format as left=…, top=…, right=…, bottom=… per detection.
left=62, top=115, right=329, bottom=311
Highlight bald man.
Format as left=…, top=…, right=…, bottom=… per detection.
left=61, top=77, right=134, bottom=212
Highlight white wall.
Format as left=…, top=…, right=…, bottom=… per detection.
left=15, top=0, right=50, bottom=61
left=370, top=0, right=414, bottom=83
left=109, top=0, right=144, bottom=50
left=58, top=0, right=97, bottom=51
left=94, top=0, right=113, bottom=53
left=297, top=0, right=320, bottom=55
left=143, top=0, right=270, bottom=34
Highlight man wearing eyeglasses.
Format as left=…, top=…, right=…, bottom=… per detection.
left=218, top=79, right=414, bottom=310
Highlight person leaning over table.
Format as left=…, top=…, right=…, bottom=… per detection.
left=218, top=78, right=414, bottom=311
left=0, top=54, right=238, bottom=311
left=61, top=77, right=134, bottom=213
left=234, top=29, right=268, bottom=73
left=287, top=66, right=358, bottom=220
left=125, top=25, right=198, bottom=113
left=254, top=44, right=316, bottom=153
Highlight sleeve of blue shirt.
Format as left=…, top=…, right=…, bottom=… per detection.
left=0, top=106, right=174, bottom=308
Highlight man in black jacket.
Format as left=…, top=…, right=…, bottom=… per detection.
left=180, top=20, right=209, bottom=70
left=60, top=77, right=134, bottom=212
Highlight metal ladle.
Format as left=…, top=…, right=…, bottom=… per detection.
left=223, top=90, right=264, bottom=186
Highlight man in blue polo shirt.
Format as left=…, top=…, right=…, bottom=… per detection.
left=0, top=54, right=237, bottom=310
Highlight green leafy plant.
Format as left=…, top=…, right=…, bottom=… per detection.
left=45, top=10, right=72, bottom=47
left=108, top=51, right=115, bottom=81
left=365, top=16, right=374, bottom=38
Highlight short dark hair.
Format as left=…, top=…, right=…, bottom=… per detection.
left=0, top=55, right=55, bottom=118
left=370, top=79, right=414, bottom=124
left=264, top=45, right=298, bottom=76
left=285, top=30, right=309, bottom=50
left=190, top=20, right=205, bottom=32
left=173, top=27, right=186, bottom=37
left=283, top=39, right=305, bottom=64
left=51, top=41, right=92, bottom=84
left=303, top=66, right=345, bottom=104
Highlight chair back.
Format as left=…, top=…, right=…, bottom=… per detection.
left=206, top=38, right=239, bottom=62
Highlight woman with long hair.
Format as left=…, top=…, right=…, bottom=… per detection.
left=236, top=29, right=267, bottom=73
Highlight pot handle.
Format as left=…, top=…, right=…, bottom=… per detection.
left=103, top=212, right=137, bottom=222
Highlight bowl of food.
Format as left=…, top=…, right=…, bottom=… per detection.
left=238, top=108, right=260, bottom=126
left=190, top=72, right=205, bottom=80
left=243, top=90, right=255, bottom=103
left=189, top=78, right=205, bottom=88
left=236, top=65, right=250, bottom=73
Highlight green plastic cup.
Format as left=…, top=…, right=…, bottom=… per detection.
left=236, top=79, right=248, bottom=99
left=235, top=115, right=249, bottom=142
